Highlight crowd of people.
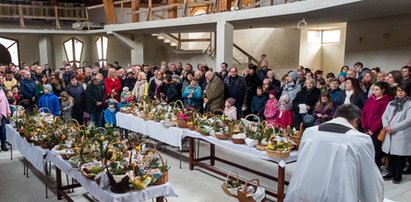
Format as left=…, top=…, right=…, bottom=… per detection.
left=0, top=57, right=410, bottom=183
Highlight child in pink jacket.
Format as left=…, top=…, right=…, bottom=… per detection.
left=264, top=90, right=279, bottom=126
left=224, top=97, right=237, bottom=120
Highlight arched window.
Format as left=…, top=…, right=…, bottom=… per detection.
left=64, top=37, right=84, bottom=68
left=0, top=37, right=20, bottom=66
left=96, top=36, right=108, bottom=67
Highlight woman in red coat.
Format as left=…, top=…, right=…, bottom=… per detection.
left=361, top=81, right=390, bottom=169
left=104, top=68, right=122, bottom=101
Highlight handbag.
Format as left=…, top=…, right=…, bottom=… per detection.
left=378, top=111, right=396, bottom=142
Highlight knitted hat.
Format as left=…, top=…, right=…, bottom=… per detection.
left=44, top=84, right=53, bottom=92
left=288, top=71, right=298, bottom=81
left=338, top=72, right=347, bottom=78
left=226, top=97, right=236, bottom=106
left=269, top=90, right=277, bottom=96
left=279, top=94, right=289, bottom=103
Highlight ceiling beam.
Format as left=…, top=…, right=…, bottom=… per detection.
left=103, top=0, right=118, bottom=24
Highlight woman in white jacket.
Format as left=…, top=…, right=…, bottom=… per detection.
left=382, top=82, right=411, bottom=184
left=132, top=72, right=148, bottom=102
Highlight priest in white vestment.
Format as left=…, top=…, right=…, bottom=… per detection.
left=286, top=104, right=384, bottom=202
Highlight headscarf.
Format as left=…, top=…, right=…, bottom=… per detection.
left=390, top=96, right=410, bottom=114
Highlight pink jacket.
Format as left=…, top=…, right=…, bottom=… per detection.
left=361, top=94, right=390, bottom=133
left=0, top=89, right=11, bottom=118
left=264, top=98, right=279, bottom=125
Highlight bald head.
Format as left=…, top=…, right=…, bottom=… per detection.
left=346, top=69, right=357, bottom=78
left=205, top=71, right=214, bottom=81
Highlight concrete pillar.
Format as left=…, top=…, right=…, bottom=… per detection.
left=131, top=35, right=144, bottom=65
left=38, top=36, right=53, bottom=68
left=216, top=21, right=233, bottom=72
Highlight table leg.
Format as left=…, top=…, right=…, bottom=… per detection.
left=210, top=144, right=215, bottom=166
left=23, top=157, right=26, bottom=175
left=44, top=162, right=48, bottom=198
left=277, top=165, right=285, bottom=202
left=156, top=196, right=164, bottom=202
left=188, top=137, right=195, bottom=170
left=56, top=166, right=62, bottom=200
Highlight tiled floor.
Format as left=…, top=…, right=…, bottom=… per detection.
left=0, top=140, right=409, bottom=202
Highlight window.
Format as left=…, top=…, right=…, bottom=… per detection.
left=96, top=36, right=108, bottom=67
left=64, top=38, right=84, bottom=68
left=307, top=30, right=340, bottom=44
left=0, top=37, right=19, bottom=66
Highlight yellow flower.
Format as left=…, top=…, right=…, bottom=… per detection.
left=136, top=145, right=141, bottom=151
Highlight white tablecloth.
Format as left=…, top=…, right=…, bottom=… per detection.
left=183, top=130, right=298, bottom=164
left=6, top=124, right=48, bottom=174
left=116, top=113, right=184, bottom=149
left=46, top=152, right=178, bottom=202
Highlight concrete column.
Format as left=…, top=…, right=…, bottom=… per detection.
left=38, top=36, right=53, bottom=68
left=216, top=21, right=233, bottom=72
left=131, top=35, right=144, bottom=65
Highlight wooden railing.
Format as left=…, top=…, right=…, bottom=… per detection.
left=0, top=3, right=87, bottom=29
left=233, top=43, right=259, bottom=65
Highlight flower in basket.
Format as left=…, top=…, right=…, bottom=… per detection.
left=177, top=111, right=189, bottom=121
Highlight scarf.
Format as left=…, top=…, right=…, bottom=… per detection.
left=390, top=96, right=410, bottom=114
left=283, top=81, right=296, bottom=91
left=344, top=90, right=353, bottom=104
left=154, top=77, right=162, bottom=86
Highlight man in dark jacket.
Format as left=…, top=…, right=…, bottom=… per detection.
left=256, top=60, right=271, bottom=82
left=122, top=69, right=137, bottom=91
left=224, top=67, right=248, bottom=118
left=86, top=76, right=105, bottom=127
left=329, top=78, right=345, bottom=107
left=292, top=78, right=321, bottom=128
left=63, top=65, right=77, bottom=86
left=19, top=71, right=36, bottom=111
left=65, top=76, right=85, bottom=124
left=159, top=75, right=180, bottom=103
left=245, top=64, right=261, bottom=115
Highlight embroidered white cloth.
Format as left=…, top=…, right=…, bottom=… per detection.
left=116, top=113, right=148, bottom=134
left=46, top=152, right=178, bottom=202
left=6, top=124, right=48, bottom=175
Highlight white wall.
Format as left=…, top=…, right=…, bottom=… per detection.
left=345, top=14, right=411, bottom=71
left=299, top=23, right=347, bottom=74
left=233, top=27, right=300, bottom=70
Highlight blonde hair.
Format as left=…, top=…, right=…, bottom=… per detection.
left=138, top=72, right=147, bottom=80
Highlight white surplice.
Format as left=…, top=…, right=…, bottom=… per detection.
left=285, top=117, right=384, bottom=202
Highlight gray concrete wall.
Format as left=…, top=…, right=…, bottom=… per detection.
left=345, top=14, right=411, bottom=71
left=0, top=34, right=40, bottom=66
left=233, top=28, right=300, bottom=70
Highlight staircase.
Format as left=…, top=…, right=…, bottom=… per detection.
left=151, top=33, right=214, bottom=55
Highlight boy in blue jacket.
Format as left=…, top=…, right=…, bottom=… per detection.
left=38, top=84, right=60, bottom=116
left=251, top=86, right=268, bottom=120
left=104, top=101, right=117, bottom=126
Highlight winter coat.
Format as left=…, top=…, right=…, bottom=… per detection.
left=159, top=82, right=180, bottom=103
left=224, top=75, right=248, bottom=107
left=121, top=76, right=137, bottom=92
left=279, top=83, right=301, bottom=109
left=65, top=83, right=86, bottom=111
left=61, top=99, right=74, bottom=122
left=20, top=79, right=36, bottom=100
left=205, top=75, right=224, bottom=112
left=245, top=73, right=261, bottom=105
left=274, top=109, right=292, bottom=129
left=104, top=77, right=122, bottom=101
left=342, top=90, right=367, bottom=109
left=182, top=84, right=203, bottom=109
left=256, top=67, right=271, bottom=82
left=330, top=88, right=345, bottom=106
left=313, top=104, right=336, bottom=126
left=104, top=108, right=117, bottom=125
left=85, top=82, right=104, bottom=114
left=251, top=95, right=268, bottom=118
left=132, top=80, right=148, bottom=101
left=361, top=94, right=390, bottom=134
left=36, top=83, right=45, bottom=98
left=38, top=93, right=60, bottom=116
left=148, top=79, right=160, bottom=99
left=382, top=99, right=411, bottom=156
left=292, top=87, right=321, bottom=114
left=264, top=98, right=279, bottom=125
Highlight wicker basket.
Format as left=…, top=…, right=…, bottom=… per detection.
left=145, top=149, right=169, bottom=186
left=255, top=144, right=266, bottom=151
left=222, top=171, right=241, bottom=197
left=232, top=138, right=245, bottom=144
left=188, top=124, right=196, bottom=130
left=61, top=153, right=76, bottom=160
left=40, top=141, right=49, bottom=149
left=215, top=133, right=230, bottom=140
left=266, top=149, right=291, bottom=159
left=290, top=136, right=301, bottom=149
left=177, top=118, right=188, bottom=128
left=237, top=179, right=266, bottom=202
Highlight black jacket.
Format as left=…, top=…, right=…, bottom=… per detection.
left=65, top=83, right=85, bottom=111
left=85, top=82, right=104, bottom=113
left=292, top=87, right=321, bottom=114
left=342, top=91, right=367, bottom=109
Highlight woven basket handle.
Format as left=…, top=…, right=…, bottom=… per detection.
left=241, top=179, right=260, bottom=192
left=39, top=107, right=52, bottom=114
left=225, top=171, right=240, bottom=187
left=212, top=109, right=224, bottom=116
left=244, top=114, right=260, bottom=123
left=138, top=141, right=157, bottom=151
